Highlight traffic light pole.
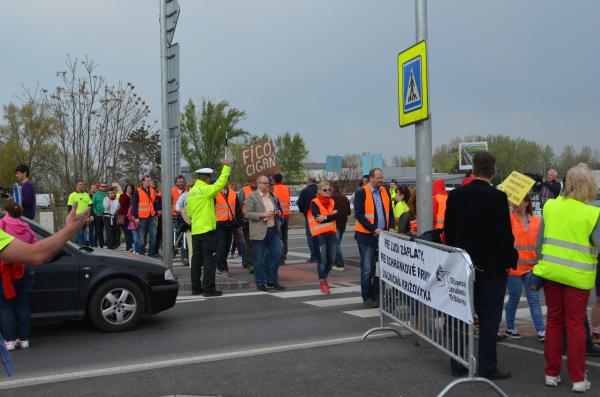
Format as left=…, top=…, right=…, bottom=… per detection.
left=414, top=0, right=433, bottom=235
left=160, top=0, right=174, bottom=271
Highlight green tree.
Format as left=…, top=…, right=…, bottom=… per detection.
left=180, top=99, right=248, bottom=172
left=121, top=126, right=161, bottom=184
left=274, top=132, right=309, bottom=184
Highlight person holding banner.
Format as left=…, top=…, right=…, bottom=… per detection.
left=533, top=163, right=600, bottom=393
left=444, top=151, right=518, bottom=380
left=308, top=181, right=339, bottom=294
left=503, top=194, right=545, bottom=342
left=354, top=168, right=395, bottom=308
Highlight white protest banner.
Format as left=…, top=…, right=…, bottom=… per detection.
left=379, top=231, right=474, bottom=324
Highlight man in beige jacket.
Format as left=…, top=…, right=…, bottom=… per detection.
left=244, top=175, right=285, bottom=291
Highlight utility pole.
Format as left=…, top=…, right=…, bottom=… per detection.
left=414, top=0, right=433, bottom=235
left=160, top=0, right=180, bottom=271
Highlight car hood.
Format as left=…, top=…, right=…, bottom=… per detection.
left=82, top=247, right=163, bottom=266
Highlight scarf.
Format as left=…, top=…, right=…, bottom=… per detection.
left=317, top=193, right=331, bottom=208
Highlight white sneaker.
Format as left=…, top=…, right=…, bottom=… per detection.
left=572, top=378, right=591, bottom=393
left=332, top=266, right=346, bottom=272
left=16, top=339, right=30, bottom=349
left=4, top=340, right=16, bottom=351
left=545, top=374, right=561, bottom=387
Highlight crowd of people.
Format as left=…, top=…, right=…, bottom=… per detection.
left=1, top=154, right=600, bottom=394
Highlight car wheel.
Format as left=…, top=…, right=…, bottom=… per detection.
left=88, top=279, right=145, bottom=332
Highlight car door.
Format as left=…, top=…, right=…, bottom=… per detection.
left=29, top=235, right=81, bottom=318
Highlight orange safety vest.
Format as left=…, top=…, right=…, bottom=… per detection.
left=509, top=212, right=541, bottom=277
left=136, top=187, right=156, bottom=218
left=273, top=183, right=291, bottom=217
left=171, top=187, right=184, bottom=217
left=433, top=194, right=447, bottom=230
left=355, top=186, right=390, bottom=234
left=215, top=189, right=237, bottom=222
left=307, top=198, right=337, bottom=237
left=242, top=185, right=253, bottom=212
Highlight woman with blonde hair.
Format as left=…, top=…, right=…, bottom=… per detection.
left=534, top=163, right=600, bottom=393
left=308, top=181, right=338, bottom=294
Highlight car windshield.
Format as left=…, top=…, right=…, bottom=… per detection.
left=13, top=216, right=82, bottom=251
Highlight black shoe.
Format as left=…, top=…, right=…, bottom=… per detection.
left=257, top=284, right=268, bottom=292
left=480, top=369, right=511, bottom=380
left=496, top=333, right=508, bottom=342
left=191, top=290, right=203, bottom=295
left=586, top=344, right=600, bottom=357
left=202, top=290, right=223, bottom=297
left=267, top=283, right=286, bottom=290
left=363, top=299, right=379, bottom=308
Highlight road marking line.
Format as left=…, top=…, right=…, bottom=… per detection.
left=499, top=342, right=600, bottom=369
left=0, top=334, right=396, bottom=390
left=285, top=250, right=311, bottom=259
left=271, top=286, right=360, bottom=299
left=303, top=297, right=364, bottom=307
left=176, top=291, right=269, bottom=302
left=343, top=308, right=380, bottom=318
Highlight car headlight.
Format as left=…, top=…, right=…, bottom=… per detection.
left=164, top=269, right=175, bottom=281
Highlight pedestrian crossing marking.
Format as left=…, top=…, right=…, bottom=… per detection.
left=303, top=297, right=364, bottom=307
left=343, top=308, right=380, bottom=318
left=271, top=286, right=361, bottom=299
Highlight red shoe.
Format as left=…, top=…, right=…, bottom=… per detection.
left=320, top=281, right=330, bottom=294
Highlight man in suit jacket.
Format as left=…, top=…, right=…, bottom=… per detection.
left=444, top=151, right=518, bottom=380
left=244, top=175, right=286, bottom=292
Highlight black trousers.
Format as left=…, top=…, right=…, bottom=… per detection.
left=280, top=217, right=289, bottom=259
left=242, top=221, right=253, bottom=267
left=451, top=272, right=507, bottom=375
left=191, top=231, right=217, bottom=293
left=215, top=224, right=233, bottom=271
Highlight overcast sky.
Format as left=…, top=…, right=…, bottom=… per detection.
left=2, top=0, right=598, bottom=162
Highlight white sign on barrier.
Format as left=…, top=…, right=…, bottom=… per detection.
left=378, top=231, right=474, bottom=324
left=289, top=195, right=353, bottom=213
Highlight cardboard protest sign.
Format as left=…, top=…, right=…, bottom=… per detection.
left=497, top=171, right=536, bottom=206
left=241, top=140, right=280, bottom=181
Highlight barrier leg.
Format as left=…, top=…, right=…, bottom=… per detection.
left=437, top=377, right=509, bottom=397
left=362, top=279, right=403, bottom=339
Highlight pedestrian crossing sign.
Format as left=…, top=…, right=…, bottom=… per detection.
left=398, top=40, right=429, bottom=127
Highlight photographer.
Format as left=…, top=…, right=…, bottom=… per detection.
left=540, top=169, right=561, bottom=208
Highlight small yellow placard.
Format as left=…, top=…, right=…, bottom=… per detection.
left=497, top=171, right=536, bottom=206
left=398, top=41, right=429, bottom=127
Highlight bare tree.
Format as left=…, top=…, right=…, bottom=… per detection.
left=42, top=56, right=150, bottom=190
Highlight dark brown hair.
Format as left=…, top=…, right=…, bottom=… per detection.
left=3, top=200, right=23, bottom=218
left=522, top=193, right=533, bottom=215
left=472, top=151, right=496, bottom=178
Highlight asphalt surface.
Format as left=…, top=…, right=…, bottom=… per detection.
left=1, top=228, right=599, bottom=396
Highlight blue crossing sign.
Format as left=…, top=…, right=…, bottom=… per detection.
left=398, top=41, right=429, bottom=127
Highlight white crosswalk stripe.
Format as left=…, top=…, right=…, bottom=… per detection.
left=303, top=297, right=364, bottom=307
left=271, top=286, right=360, bottom=299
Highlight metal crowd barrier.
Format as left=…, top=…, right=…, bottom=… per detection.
left=362, top=232, right=508, bottom=397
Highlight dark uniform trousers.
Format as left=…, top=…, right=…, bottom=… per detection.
left=191, top=230, right=217, bottom=293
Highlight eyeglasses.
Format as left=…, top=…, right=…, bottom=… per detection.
left=100, top=185, right=107, bottom=188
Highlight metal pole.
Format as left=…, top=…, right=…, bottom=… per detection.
left=160, top=0, right=174, bottom=271
left=415, top=0, right=433, bottom=235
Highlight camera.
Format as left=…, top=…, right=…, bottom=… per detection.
left=0, top=187, right=12, bottom=199
left=524, top=173, right=543, bottom=192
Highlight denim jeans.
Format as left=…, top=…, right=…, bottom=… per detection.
left=93, top=216, right=105, bottom=247
left=317, top=233, right=337, bottom=280
left=0, top=268, right=35, bottom=341
left=238, top=229, right=249, bottom=268
left=75, top=227, right=87, bottom=245
left=215, top=224, right=233, bottom=271
left=88, top=221, right=96, bottom=245
left=356, top=236, right=379, bottom=302
left=505, top=272, right=545, bottom=333
left=305, top=219, right=320, bottom=261
left=252, top=227, right=282, bottom=286
left=136, top=217, right=157, bottom=256
left=121, top=224, right=133, bottom=251
left=335, top=224, right=346, bottom=267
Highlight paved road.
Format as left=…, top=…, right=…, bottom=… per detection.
left=1, top=229, right=599, bottom=396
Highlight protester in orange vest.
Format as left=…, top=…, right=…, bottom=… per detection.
left=132, top=175, right=161, bottom=257
left=272, top=173, right=291, bottom=262
left=308, top=181, right=339, bottom=294
left=171, top=175, right=187, bottom=258
left=215, top=185, right=240, bottom=277
left=238, top=181, right=257, bottom=272
left=503, top=194, right=545, bottom=341
left=354, top=168, right=395, bottom=307
left=432, top=179, right=447, bottom=230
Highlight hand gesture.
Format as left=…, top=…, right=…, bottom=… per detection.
left=64, top=202, right=90, bottom=236
left=223, top=159, right=232, bottom=166
left=374, top=228, right=382, bottom=236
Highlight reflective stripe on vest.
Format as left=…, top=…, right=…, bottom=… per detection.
left=355, top=186, right=390, bottom=234
left=215, top=190, right=237, bottom=222
left=307, top=198, right=336, bottom=237
left=433, top=194, right=447, bottom=230
left=533, top=196, right=600, bottom=290
left=273, top=184, right=291, bottom=217
left=509, top=212, right=541, bottom=276
left=171, top=187, right=183, bottom=217
left=137, top=187, right=156, bottom=218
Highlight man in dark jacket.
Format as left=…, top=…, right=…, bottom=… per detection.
left=444, top=151, right=518, bottom=380
left=331, top=182, right=351, bottom=271
left=297, top=176, right=320, bottom=262
left=540, top=169, right=561, bottom=208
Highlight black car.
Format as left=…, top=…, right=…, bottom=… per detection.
left=17, top=218, right=179, bottom=332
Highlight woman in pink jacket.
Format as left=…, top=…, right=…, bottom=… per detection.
left=0, top=200, right=36, bottom=350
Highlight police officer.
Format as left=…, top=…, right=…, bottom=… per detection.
left=187, top=159, right=231, bottom=296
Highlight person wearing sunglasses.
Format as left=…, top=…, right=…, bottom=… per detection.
left=308, top=181, right=339, bottom=294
